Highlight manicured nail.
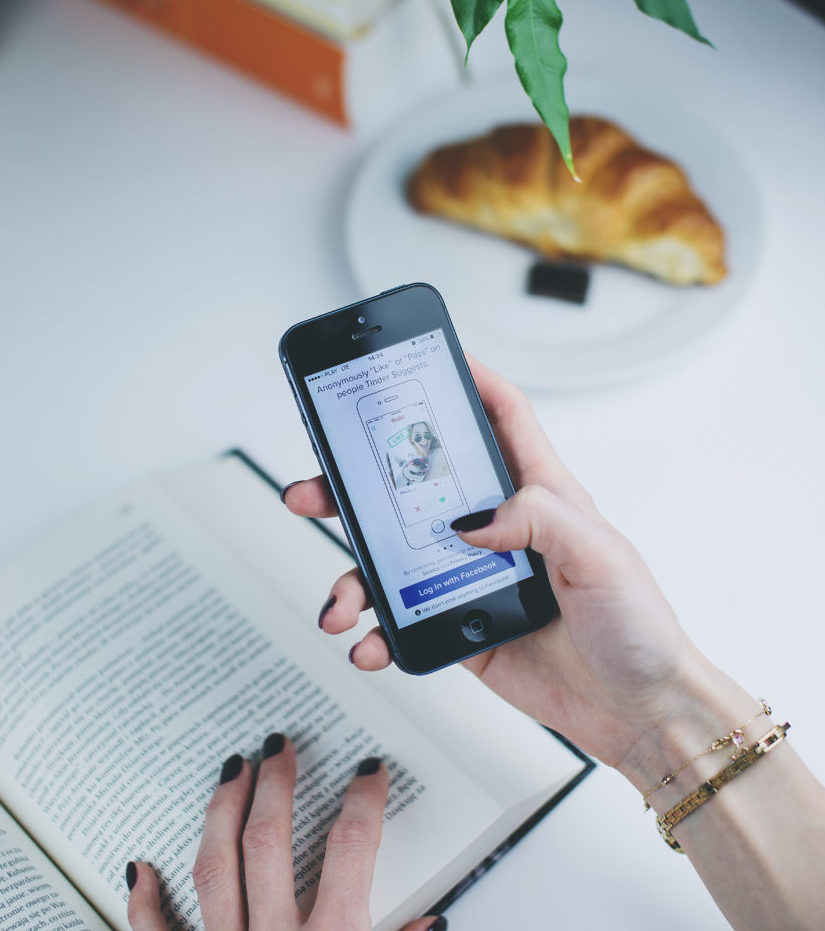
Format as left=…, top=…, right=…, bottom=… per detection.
left=126, top=861, right=137, bottom=891
left=356, top=757, right=382, bottom=776
left=450, top=509, right=496, bottom=532
left=318, top=595, right=337, bottom=629
left=219, top=753, right=244, bottom=784
left=427, top=918, right=448, bottom=931
left=263, top=733, right=285, bottom=759
left=279, top=480, right=301, bottom=505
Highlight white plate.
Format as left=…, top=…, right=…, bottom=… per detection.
left=345, top=73, right=763, bottom=390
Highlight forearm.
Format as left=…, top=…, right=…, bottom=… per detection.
left=618, top=653, right=825, bottom=930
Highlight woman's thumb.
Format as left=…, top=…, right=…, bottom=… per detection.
left=126, top=861, right=168, bottom=930
left=401, top=917, right=448, bottom=931
left=451, top=485, right=624, bottom=589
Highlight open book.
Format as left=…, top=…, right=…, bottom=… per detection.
left=0, top=452, right=592, bottom=930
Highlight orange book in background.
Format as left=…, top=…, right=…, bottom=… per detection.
left=92, top=0, right=349, bottom=125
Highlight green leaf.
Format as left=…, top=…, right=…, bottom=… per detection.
left=504, top=0, right=576, bottom=178
left=631, top=0, right=713, bottom=47
left=450, top=0, right=505, bottom=60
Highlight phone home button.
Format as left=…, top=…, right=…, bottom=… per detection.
left=460, top=610, right=491, bottom=643
left=430, top=519, right=445, bottom=534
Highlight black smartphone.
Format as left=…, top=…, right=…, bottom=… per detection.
left=279, top=283, right=558, bottom=674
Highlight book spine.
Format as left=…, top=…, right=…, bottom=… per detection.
left=92, top=0, right=348, bottom=125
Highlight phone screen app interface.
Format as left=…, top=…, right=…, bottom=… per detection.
left=306, top=329, right=533, bottom=628
left=362, top=390, right=464, bottom=530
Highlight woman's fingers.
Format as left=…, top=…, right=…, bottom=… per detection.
left=191, top=755, right=253, bottom=931
left=401, top=918, right=448, bottom=931
left=466, top=355, right=595, bottom=511
left=126, top=862, right=168, bottom=931
left=281, top=476, right=337, bottom=518
left=127, top=763, right=446, bottom=931
left=242, top=735, right=300, bottom=931
left=311, top=758, right=390, bottom=925
left=318, top=568, right=372, bottom=634
left=349, top=626, right=393, bottom=671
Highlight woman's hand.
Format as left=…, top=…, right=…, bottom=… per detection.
left=283, top=358, right=719, bottom=773
left=126, top=736, right=444, bottom=931
left=281, top=359, right=825, bottom=931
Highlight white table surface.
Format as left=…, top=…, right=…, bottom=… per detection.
left=2, top=0, right=824, bottom=928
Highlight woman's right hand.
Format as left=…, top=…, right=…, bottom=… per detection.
left=284, top=358, right=750, bottom=780
left=285, top=358, right=825, bottom=931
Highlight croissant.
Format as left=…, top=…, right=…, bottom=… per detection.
left=406, top=117, right=727, bottom=286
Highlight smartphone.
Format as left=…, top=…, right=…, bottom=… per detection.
left=279, top=283, right=558, bottom=674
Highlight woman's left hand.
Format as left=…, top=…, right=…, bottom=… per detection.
left=126, top=735, right=444, bottom=931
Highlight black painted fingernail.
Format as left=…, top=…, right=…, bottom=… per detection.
left=279, top=480, right=301, bottom=505
left=126, top=861, right=138, bottom=891
left=356, top=757, right=382, bottom=776
left=219, top=753, right=244, bottom=784
left=318, top=595, right=337, bottom=629
left=263, top=733, right=285, bottom=759
left=427, top=918, right=448, bottom=931
left=348, top=643, right=358, bottom=664
left=450, top=509, right=496, bottom=532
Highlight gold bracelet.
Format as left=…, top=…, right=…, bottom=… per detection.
left=642, top=698, right=771, bottom=810
left=656, top=722, right=790, bottom=853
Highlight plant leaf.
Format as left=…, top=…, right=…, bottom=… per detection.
left=504, top=0, right=575, bottom=178
left=631, top=0, right=713, bottom=47
left=450, top=0, right=505, bottom=59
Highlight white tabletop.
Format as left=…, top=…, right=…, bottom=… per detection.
left=2, top=0, right=824, bottom=928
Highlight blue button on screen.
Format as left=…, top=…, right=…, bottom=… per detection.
left=399, top=552, right=516, bottom=609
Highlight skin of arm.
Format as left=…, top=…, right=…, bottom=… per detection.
left=286, top=357, right=825, bottom=931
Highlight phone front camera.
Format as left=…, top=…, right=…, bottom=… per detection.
left=357, top=315, right=366, bottom=325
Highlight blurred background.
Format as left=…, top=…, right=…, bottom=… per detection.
left=790, top=0, right=825, bottom=18
left=2, top=0, right=824, bottom=927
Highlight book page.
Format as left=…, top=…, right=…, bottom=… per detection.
left=161, top=456, right=589, bottom=927
left=0, top=476, right=500, bottom=930
left=253, top=0, right=395, bottom=39
left=0, top=804, right=110, bottom=930
left=161, top=455, right=587, bottom=808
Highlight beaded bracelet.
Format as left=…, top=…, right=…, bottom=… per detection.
left=656, top=722, right=790, bottom=852
left=642, top=698, right=772, bottom=810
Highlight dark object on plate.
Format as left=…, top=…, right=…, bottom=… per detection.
left=527, top=260, right=590, bottom=304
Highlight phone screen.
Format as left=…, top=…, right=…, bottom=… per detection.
left=359, top=380, right=466, bottom=544
left=305, top=328, right=534, bottom=629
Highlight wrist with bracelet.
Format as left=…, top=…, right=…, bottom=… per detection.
left=639, top=698, right=791, bottom=853
left=641, top=698, right=772, bottom=810
left=655, top=722, right=791, bottom=852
